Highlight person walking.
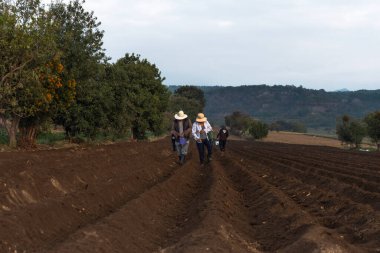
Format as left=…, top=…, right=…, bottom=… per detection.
left=171, top=110, right=192, bottom=165
left=217, top=125, right=229, bottom=152
left=192, top=113, right=213, bottom=166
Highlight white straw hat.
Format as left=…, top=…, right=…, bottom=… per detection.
left=174, top=110, right=188, bottom=120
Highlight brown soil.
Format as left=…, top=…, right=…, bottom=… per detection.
left=0, top=138, right=380, bottom=252
left=263, top=131, right=342, bottom=148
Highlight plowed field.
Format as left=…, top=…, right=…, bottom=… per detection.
left=0, top=138, right=379, bottom=252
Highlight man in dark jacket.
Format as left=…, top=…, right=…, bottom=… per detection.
left=171, top=110, right=192, bottom=164
left=217, top=126, right=229, bottom=152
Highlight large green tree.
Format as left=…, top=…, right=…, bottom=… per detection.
left=49, top=0, right=109, bottom=139
left=336, top=115, right=366, bottom=148
left=113, top=53, right=170, bottom=139
left=17, top=56, right=76, bottom=147
left=168, top=85, right=205, bottom=122
left=0, top=0, right=62, bottom=147
left=168, top=95, right=202, bottom=121
left=174, top=85, right=205, bottom=109
left=364, top=111, right=380, bottom=150
left=49, top=0, right=106, bottom=80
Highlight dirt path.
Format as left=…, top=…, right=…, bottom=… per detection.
left=0, top=139, right=379, bottom=252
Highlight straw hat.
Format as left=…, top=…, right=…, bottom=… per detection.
left=196, top=113, right=207, bottom=123
left=174, top=110, right=188, bottom=120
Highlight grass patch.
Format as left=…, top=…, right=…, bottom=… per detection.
left=37, top=132, right=66, bottom=145
left=0, top=128, right=8, bottom=145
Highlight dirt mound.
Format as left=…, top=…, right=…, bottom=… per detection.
left=0, top=139, right=379, bottom=252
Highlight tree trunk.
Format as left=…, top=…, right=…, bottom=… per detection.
left=19, top=124, right=38, bottom=148
left=1, top=115, right=21, bottom=148
left=131, top=127, right=137, bottom=141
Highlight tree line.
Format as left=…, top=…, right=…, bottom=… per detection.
left=0, top=0, right=175, bottom=147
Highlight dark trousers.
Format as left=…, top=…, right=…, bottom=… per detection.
left=219, top=140, right=227, bottom=151
left=196, top=139, right=212, bottom=164
left=171, top=137, right=176, bottom=151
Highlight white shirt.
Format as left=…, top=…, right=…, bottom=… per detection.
left=192, top=121, right=213, bottom=140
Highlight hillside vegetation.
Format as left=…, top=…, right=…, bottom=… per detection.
left=170, top=85, right=380, bottom=131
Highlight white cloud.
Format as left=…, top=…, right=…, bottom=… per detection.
left=41, top=0, right=380, bottom=90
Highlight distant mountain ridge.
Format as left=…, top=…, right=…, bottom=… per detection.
left=335, top=88, right=350, bottom=92
left=168, top=85, right=380, bottom=131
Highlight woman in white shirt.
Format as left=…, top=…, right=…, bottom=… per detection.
left=192, top=113, right=213, bottom=166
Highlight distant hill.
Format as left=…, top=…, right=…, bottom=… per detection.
left=335, top=88, right=350, bottom=92
left=168, top=85, right=380, bottom=132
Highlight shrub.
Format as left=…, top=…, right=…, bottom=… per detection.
left=249, top=120, right=269, bottom=140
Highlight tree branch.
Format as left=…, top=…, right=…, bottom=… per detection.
left=0, top=58, right=33, bottom=85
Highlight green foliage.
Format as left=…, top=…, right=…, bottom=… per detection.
left=168, top=95, right=202, bottom=121
left=49, top=0, right=107, bottom=79
left=0, top=0, right=58, bottom=115
left=350, top=121, right=367, bottom=148
left=336, top=115, right=367, bottom=148
left=62, top=77, right=114, bottom=139
left=104, top=62, right=137, bottom=137
left=270, top=120, right=307, bottom=133
left=174, top=85, right=205, bottom=109
left=50, top=0, right=110, bottom=140
left=224, top=111, right=268, bottom=139
left=249, top=120, right=269, bottom=140
left=169, top=85, right=380, bottom=131
left=60, top=52, right=170, bottom=141
left=168, top=85, right=205, bottom=123
left=37, top=132, right=65, bottom=145
left=51, top=0, right=125, bottom=139
left=364, top=111, right=380, bottom=148
left=1, top=0, right=170, bottom=146
left=112, top=53, right=170, bottom=139
left=0, top=127, right=8, bottom=145
left=224, top=111, right=252, bottom=135
left=0, top=0, right=68, bottom=147
left=336, top=120, right=353, bottom=144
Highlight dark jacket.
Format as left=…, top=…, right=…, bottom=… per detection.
left=217, top=128, right=229, bottom=141
left=171, top=118, right=192, bottom=139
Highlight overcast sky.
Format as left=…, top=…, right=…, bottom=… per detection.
left=54, top=0, right=380, bottom=91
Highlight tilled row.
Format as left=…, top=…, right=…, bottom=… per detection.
left=0, top=142, right=165, bottom=209
left=0, top=142, right=177, bottom=253
left=251, top=146, right=380, bottom=184
left=46, top=156, right=267, bottom=253
left=160, top=159, right=260, bottom=253
left=229, top=141, right=380, bottom=252
left=2, top=139, right=379, bottom=252
left=232, top=146, right=380, bottom=211
left=45, top=155, right=212, bottom=253
left=262, top=142, right=380, bottom=167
